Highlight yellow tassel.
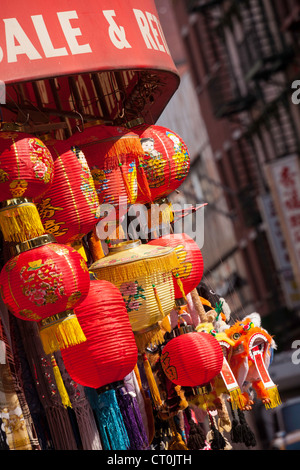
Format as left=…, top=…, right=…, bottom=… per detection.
left=39, top=312, right=86, bottom=355
left=174, top=275, right=187, bottom=301
left=158, top=315, right=171, bottom=334
left=51, top=355, right=72, bottom=408
left=264, top=386, right=282, bottom=409
left=69, top=239, right=87, bottom=261
left=229, top=388, right=245, bottom=410
left=161, top=202, right=174, bottom=224
left=134, top=325, right=165, bottom=352
left=0, top=201, right=45, bottom=242
left=142, top=352, right=163, bottom=409
left=147, top=201, right=173, bottom=229
left=174, top=385, right=189, bottom=410
left=152, top=284, right=165, bottom=318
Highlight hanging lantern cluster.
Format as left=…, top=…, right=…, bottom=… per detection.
left=0, top=117, right=281, bottom=452
left=67, top=124, right=140, bottom=210
left=89, top=239, right=179, bottom=351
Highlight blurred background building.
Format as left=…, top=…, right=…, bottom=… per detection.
left=155, top=0, right=300, bottom=449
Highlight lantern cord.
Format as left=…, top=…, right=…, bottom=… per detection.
left=229, top=402, right=257, bottom=448
left=142, top=353, right=163, bottom=409
left=190, top=289, right=209, bottom=323
left=51, top=355, right=72, bottom=409
left=207, top=412, right=227, bottom=450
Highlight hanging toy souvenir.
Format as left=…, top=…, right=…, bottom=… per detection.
left=224, top=313, right=281, bottom=409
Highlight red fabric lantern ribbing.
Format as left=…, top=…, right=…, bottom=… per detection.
left=61, top=280, right=138, bottom=389
left=0, top=237, right=90, bottom=354
left=0, top=132, right=54, bottom=242
left=133, top=124, right=190, bottom=204
left=36, top=146, right=100, bottom=245
left=148, top=233, right=204, bottom=299
left=66, top=125, right=140, bottom=209
left=161, top=331, right=223, bottom=387
left=0, top=131, right=54, bottom=200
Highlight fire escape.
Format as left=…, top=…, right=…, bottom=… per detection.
left=185, top=0, right=299, bottom=319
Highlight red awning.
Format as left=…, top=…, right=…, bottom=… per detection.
left=0, top=0, right=180, bottom=124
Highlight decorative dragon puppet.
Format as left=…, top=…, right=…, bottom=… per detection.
left=223, top=313, right=281, bottom=410
left=195, top=303, right=281, bottom=411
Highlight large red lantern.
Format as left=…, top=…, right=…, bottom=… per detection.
left=160, top=327, right=223, bottom=387
left=0, top=131, right=54, bottom=242
left=61, top=279, right=138, bottom=389
left=36, top=146, right=100, bottom=249
left=148, top=233, right=204, bottom=300
left=133, top=124, right=190, bottom=204
left=0, top=235, right=90, bottom=354
left=66, top=124, right=140, bottom=212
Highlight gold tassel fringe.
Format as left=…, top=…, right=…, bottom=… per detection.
left=0, top=202, right=45, bottom=242
left=152, top=285, right=165, bottom=318
left=80, top=135, right=143, bottom=169
left=91, top=250, right=179, bottom=284
left=51, top=355, right=72, bottom=408
left=142, top=353, right=163, bottom=409
left=174, top=276, right=187, bottom=301
left=69, top=240, right=87, bottom=261
left=264, top=386, right=282, bottom=409
left=134, top=324, right=165, bottom=352
left=229, top=388, right=245, bottom=410
left=39, top=314, right=86, bottom=355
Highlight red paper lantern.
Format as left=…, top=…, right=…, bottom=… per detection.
left=66, top=125, right=140, bottom=211
left=0, top=235, right=90, bottom=354
left=36, top=146, right=100, bottom=246
left=133, top=124, right=190, bottom=204
left=160, top=329, right=223, bottom=387
left=148, top=233, right=204, bottom=300
left=61, top=279, right=138, bottom=389
left=0, top=131, right=54, bottom=242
